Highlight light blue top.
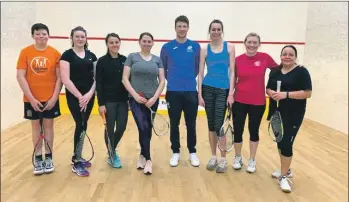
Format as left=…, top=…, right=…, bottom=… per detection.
left=202, top=41, right=230, bottom=89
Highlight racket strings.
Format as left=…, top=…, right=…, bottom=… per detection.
left=269, top=112, right=284, bottom=142
left=104, top=127, right=114, bottom=164
left=32, top=136, right=52, bottom=166
left=218, top=126, right=234, bottom=151
left=150, top=111, right=169, bottom=136
left=218, top=119, right=234, bottom=152
left=32, top=112, right=53, bottom=166
left=75, top=131, right=94, bottom=162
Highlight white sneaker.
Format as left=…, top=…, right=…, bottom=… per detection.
left=189, top=153, right=200, bottom=167
left=137, top=155, right=146, bottom=169
left=271, top=169, right=293, bottom=178
left=170, top=153, right=180, bottom=167
left=246, top=158, right=256, bottom=173
left=278, top=176, right=293, bottom=193
left=33, top=160, right=45, bottom=175
left=232, top=156, right=243, bottom=170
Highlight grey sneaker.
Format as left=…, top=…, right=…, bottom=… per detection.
left=206, top=157, right=218, bottom=171
left=44, top=158, right=54, bottom=174
left=33, top=160, right=45, bottom=175
left=216, top=159, right=228, bottom=173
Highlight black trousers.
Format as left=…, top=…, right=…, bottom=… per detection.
left=165, top=91, right=198, bottom=153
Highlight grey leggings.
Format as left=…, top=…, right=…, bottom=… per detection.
left=104, top=102, right=129, bottom=151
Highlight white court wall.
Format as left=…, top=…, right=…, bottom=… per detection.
left=35, top=2, right=308, bottom=86
left=2, top=2, right=308, bottom=131
left=1, top=2, right=37, bottom=131
left=303, top=2, right=348, bottom=134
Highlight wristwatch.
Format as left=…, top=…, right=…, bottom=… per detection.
left=286, top=92, right=289, bottom=99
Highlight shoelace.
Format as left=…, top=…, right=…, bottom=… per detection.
left=208, top=158, right=217, bottom=165
left=35, top=164, right=43, bottom=170
left=218, top=160, right=227, bottom=167
left=234, top=157, right=241, bottom=164
left=191, top=155, right=199, bottom=161
left=280, top=176, right=293, bottom=185
left=248, top=160, right=256, bottom=167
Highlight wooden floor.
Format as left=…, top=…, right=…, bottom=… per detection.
left=1, top=114, right=348, bottom=202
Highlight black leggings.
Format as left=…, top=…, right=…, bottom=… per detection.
left=129, top=97, right=159, bottom=161
left=66, top=91, right=95, bottom=157
left=232, top=101, right=265, bottom=143
left=202, top=85, right=229, bottom=134
left=277, top=113, right=304, bottom=157
left=104, top=102, right=129, bottom=152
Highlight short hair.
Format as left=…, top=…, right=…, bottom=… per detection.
left=244, top=32, right=261, bottom=44
left=175, top=15, right=189, bottom=27
left=31, top=23, right=49, bottom=35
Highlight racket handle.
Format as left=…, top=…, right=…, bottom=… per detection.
left=277, top=81, right=282, bottom=92
left=101, top=112, right=106, bottom=124
left=138, top=91, right=145, bottom=98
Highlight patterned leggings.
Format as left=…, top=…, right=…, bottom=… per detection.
left=202, top=85, right=229, bottom=134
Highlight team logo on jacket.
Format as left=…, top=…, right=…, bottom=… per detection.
left=30, top=56, right=49, bottom=75
left=187, top=46, right=193, bottom=52
left=254, top=61, right=261, bottom=67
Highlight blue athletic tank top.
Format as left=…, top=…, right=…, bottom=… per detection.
left=202, top=41, right=230, bottom=89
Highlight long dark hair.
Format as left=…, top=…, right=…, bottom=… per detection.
left=105, top=33, right=121, bottom=53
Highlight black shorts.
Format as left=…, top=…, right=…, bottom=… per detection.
left=24, top=101, right=61, bottom=120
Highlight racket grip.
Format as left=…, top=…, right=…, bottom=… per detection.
left=138, top=91, right=145, bottom=97
left=277, top=81, right=282, bottom=92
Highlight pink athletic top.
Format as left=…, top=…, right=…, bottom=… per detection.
left=234, top=52, right=278, bottom=105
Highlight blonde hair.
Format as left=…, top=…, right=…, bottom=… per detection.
left=244, top=32, right=261, bottom=44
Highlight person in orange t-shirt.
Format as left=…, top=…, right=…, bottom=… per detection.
left=16, top=23, right=62, bottom=176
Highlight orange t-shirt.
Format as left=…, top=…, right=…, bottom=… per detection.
left=17, top=45, right=61, bottom=102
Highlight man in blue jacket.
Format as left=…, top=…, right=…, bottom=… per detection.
left=160, top=15, right=201, bottom=167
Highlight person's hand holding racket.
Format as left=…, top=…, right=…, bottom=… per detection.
left=271, top=91, right=287, bottom=101
left=134, top=94, right=148, bottom=104
left=29, top=98, right=44, bottom=112
left=79, top=91, right=93, bottom=112
left=42, top=97, right=57, bottom=111
left=98, top=105, right=107, bottom=116
left=198, top=95, right=205, bottom=107
left=145, top=96, right=157, bottom=108
left=226, top=94, right=234, bottom=108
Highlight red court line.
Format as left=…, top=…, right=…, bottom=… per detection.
left=50, top=36, right=305, bottom=45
